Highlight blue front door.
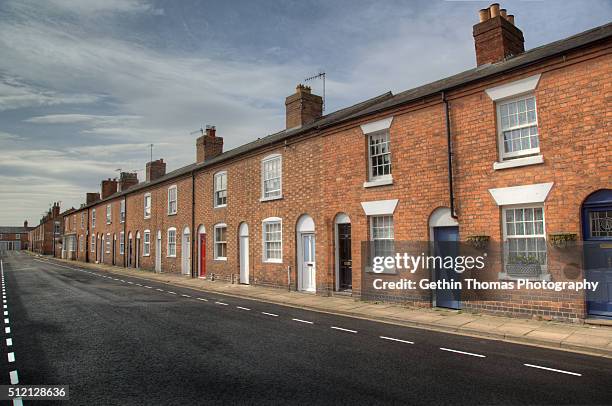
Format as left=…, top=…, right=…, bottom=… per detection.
left=583, top=189, right=612, bottom=318
left=434, top=226, right=461, bottom=309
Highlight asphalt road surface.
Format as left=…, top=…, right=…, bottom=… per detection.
left=0, top=251, right=611, bottom=405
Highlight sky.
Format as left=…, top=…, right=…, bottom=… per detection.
left=0, top=0, right=610, bottom=226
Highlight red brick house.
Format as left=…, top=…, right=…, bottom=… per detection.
left=60, top=5, right=611, bottom=321
left=0, top=221, right=32, bottom=251
left=29, top=202, right=63, bottom=255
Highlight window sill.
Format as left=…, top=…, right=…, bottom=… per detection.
left=260, top=196, right=283, bottom=202
left=498, top=272, right=551, bottom=282
left=263, top=259, right=283, bottom=264
left=168, top=212, right=177, bottom=216
left=144, top=216, right=151, bottom=220
left=214, top=204, right=227, bottom=209
left=493, top=154, right=543, bottom=170
left=166, top=255, right=176, bottom=258
left=363, top=177, right=393, bottom=188
left=214, top=257, right=227, bottom=261
left=143, top=254, right=150, bottom=257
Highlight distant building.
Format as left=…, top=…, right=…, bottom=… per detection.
left=0, top=220, right=33, bottom=251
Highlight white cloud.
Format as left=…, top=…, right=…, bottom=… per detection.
left=24, top=114, right=141, bottom=125
left=0, top=131, right=22, bottom=141
left=0, top=77, right=100, bottom=111
left=46, top=0, right=164, bottom=15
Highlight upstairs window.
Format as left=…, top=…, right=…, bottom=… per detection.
left=106, top=204, right=112, bottom=224
left=261, top=155, right=282, bottom=200
left=168, top=186, right=177, bottom=215
left=81, top=212, right=85, bottom=229
left=497, top=95, right=539, bottom=160
left=214, top=171, right=227, bottom=207
left=120, top=200, right=125, bottom=223
left=144, top=193, right=152, bottom=219
left=368, top=130, right=392, bottom=181
left=92, top=209, right=96, bottom=228
left=214, top=224, right=227, bottom=260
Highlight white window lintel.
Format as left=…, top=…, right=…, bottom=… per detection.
left=360, top=117, right=393, bottom=135
left=485, top=74, right=541, bottom=101
left=489, top=182, right=553, bottom=206
left=360, top=199, right=399, bottom=216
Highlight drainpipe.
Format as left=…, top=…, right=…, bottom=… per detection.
left=123, top=198, right=127, bottom=268
left=191, top=170, right=196, bottom=278
left=443, top=92, right=458, bottom=219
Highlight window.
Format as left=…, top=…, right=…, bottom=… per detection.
left=370, top=215, right=394, bottom=258
left=263, top=219, right=282, bottom=262
left=168, top=186, right=177, bottom=215
left=214, top=172, right=227, bottom=207
left=120, top=200, right=125, bottom=223
left=119, top=231, right=125, bottom=255
left=167, top=228, right=176, bottom=257
left=72, top=215, right=76, bottom=229
left=91, top=235, right=95, bottom=253
left=589, top=210, right=612, bottom=238
left=143, top=230, right=151, bottom=256
left=105, top=233, right=111, bottom=253
left=92, top=209, right=96, bottom=228
left=106, top=204, right=112, bottom=224
left=497, top=95, right=539, bottom=159
left=144, top=193, right=151, bottom=219
left=368, top=130, right=392, bottom=181
left=502, top=206, right=547, bottom=273
left=54, top=221, right=60, bottom=235
left=79, top=235, right=84, bottom=252
left=214, top=224, right=227, bottom=260
left=261, top=155, right=282, bottom=200
left=14, top=234, right=19, bottom=240
left=81, top=212, right=85, bottom=229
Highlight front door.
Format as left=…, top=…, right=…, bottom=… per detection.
left=128, top=238, right=133, bottom=267
left=337, top=223, right=352, bottom=291
left=434, top=226, right=461, bottom=309
left=240, top=235, right=250, bottom=284
left=199, top=234, right=206, bottom=278
left=299, top=233, right=316, bottom=292
left=583, top=190, right=612, bottom=318
left=135, top=238, right=140, bottom=268
left=155, top=234, right=161, bottom=272
left=182, top=232, right=190, bottom=275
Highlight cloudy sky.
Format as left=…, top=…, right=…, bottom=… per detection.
left=0, top=0, right=609, bottom=226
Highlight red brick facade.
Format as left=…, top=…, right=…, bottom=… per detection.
left=55, top=8, right=611, bottom=322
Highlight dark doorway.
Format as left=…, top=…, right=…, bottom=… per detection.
left=337, top=223, right=352, bottom=291
left=434, top=226, right=461, bottom=309
left=583, top=189, right=612, bottom=318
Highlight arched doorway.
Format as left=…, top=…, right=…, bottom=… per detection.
left=582, top=189, right=612, bottom=318
left=135, top=231, right=141, bottom=268
left=155, top=231, right=162, bottom=273
left=334, top=213, right=352, bottom=292
left=101, top=234, right=105, bottom=263
left=197, top=225, right=206, bottom=278
left=182, top=227, right=191, bottom=276
left=127, top=232, right=133, bottom=268
left=239, top=223, right=250, bottom=284
left=429, top=207, right=460, bottom=309
left=296, top=214, right=316, bottom=292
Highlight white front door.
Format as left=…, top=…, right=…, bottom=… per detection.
left=155, top=233, right=162, bottom=273
left=240, top=235, right=249, bottom=284
left=299, top=233, right=316, bottom=292
left=182, top=231, right=190, bottom=275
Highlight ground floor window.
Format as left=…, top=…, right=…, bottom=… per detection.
left=214, top=224, right=227, bottom=260
left=106, top=233, right=111, bottom=253
left=263, top=219, right=282, bottom=262
left=91, top=235, right=95, bottom=253
left=143, top=231, right=151, bottom=256
left=119, top=232, right=125, bottom=255
left=502, top=205, right=547, bottom=274
left=370, top=215, right=394, bottom=258
left=167, top=228, right=177, bottom=257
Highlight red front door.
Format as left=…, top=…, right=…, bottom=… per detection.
left=199, top=234, right=206, bottom=278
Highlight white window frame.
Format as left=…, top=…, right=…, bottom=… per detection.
left=370, top=215, right=395, bottom=264
left=367, top=129, right=392, bottom=182
left=81, top=212, right=85, bottom=229
left=90, top=235, right=95, bottom=253
left=213, top=223, right=228, bottom=260
left=105, top=233, right=111, bottom=253
left=168, top=185, right=177, bottom=215
left=501, top=204, right=548, bottom=279
left=143, top=230, right=151, bottom=256
left=214, top=171, right=228, bottom=208
left=92, top=209, right=96, bottom=228
left=144, top=193, right=152, bottom=219
left=167, top=227, right=177, bottom=257
left=496, top=94, right=540, bottom=161
left=106, top=204, right=112, bottom=224
left=261, top=154, right=282, bottom=201
left=120, top=200, right=125, bottom=223
left=119, top=231, right=125, bottom=255
left=79, top=235, right=84, bottom=252
left=262, top=217, right=282, bottom=263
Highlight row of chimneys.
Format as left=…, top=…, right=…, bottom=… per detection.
left=83, top=4, right=524, bottom=204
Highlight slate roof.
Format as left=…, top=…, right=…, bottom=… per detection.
left=0, top=227, right=31, bottom=234
left=72, top=22, right=612, bottom=212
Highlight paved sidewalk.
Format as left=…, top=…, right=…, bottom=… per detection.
left=34, top=254, right=612, bottom=358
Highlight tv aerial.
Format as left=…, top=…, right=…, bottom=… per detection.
left=305, top=72, right=326, bottom=112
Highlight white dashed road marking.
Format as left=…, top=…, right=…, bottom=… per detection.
left=380, top=336, right=414, bottom=344
left=167, top=291, right=177, bottom=295
left=6, top=338, right=12, bottom=346
left=215, top=302, right=229, bottom=306
left=261, top=312, right=279, bottom=317
left=7, top=352, right=14, bottom=362
left=440, top=348, right=486, bottom=358
left=9, top=370, right=18, bottom=384
left=196, top=298, right=208, bottom=302
left=181, top=294, right=191, bottom=298
left=292, top=318, right=313, bottom=324
left=4, top=318, right=8, bottom=324
left=5, top=327, right=10, bottom=334
left=236, top=306, right=250, bottom=311
left=156, top=288, right=164, bottom=292
left=331, top=326, right=357, bottom=334
left=524, top=364, right=581, bottom=376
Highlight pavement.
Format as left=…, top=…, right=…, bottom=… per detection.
left=2, top=251, right=612, bottom=405
left=36, top=252, right=612, bottom=360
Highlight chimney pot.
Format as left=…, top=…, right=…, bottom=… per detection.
left=500, top=8, right=507, bottom=18
left=285, top=84, right=322, bottom=129
left=118, top=172, right=139, bottom=192
left=489, top=3, right=500, bottom=18
left=478, top=8, right=490, bottom=22
left=507, top=14, right=515, bottom=24
left=101, top=178, right=118, bottom=199
left=196, top=126, right=224, bottom=163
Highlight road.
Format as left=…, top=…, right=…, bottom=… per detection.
left=0, top=250, right=611, bottom=405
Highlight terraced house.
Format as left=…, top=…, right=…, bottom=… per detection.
left=59, top=5, right=611, bottom=322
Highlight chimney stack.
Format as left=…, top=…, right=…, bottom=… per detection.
left=52, top=202, right=60, bottom=217
left=285, top=84, right=323, bottom=129
left=86, top=192, right=100, bottom=205
left=118, top=172, right=138, bottom=192
left=146, top=159, right=166, bottom=182
left=196, top=126, right=224, bottom=163
left=101, top=178, right=118, bottom=199
left=24, top=220, right=28, bottom=228
left=473, top=3, right=524, bottom=66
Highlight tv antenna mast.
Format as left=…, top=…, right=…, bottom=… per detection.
left=149, top=143, right=154, bottom=163
left=305, top=72, right=326, bottom=112
left=190, top=125, right=204, bottom=136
